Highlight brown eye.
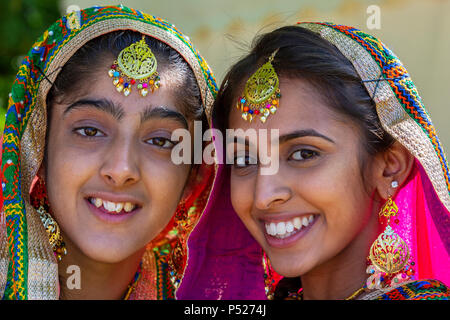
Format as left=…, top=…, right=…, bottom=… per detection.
left=75, top=127, right=104, bottom=137
left=289, top=149, right=319, bottom=161
left=146, top=137, right=175, bottom=149
left=84, top=127, right=98, bottom=136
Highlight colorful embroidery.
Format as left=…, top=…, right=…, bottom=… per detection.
left=298, top=22, right=450, bottom=197
left=1, top=5, right=217, bottom=300
left=153, top=247, right=175, bottom=300
left=378, top=279, right=450, bottom=300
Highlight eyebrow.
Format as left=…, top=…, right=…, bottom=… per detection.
left=63, top=99, right=188, bottom=128
left=232, top=129, right=334, bottom=146
left=278, top=129, right=335, bottom=144
left=140, top=106, right=188, bottom=129
left=64, top=98, right=125, bottom=120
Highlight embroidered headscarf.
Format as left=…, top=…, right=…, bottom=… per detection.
left=0, top=5, right=221, bottom=300
left=185, top=22, right=450, bottom=300
left=296, top=22, right=449, bottom=287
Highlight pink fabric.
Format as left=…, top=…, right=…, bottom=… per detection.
left=392, top=159, right=449, bottom=285
left=179, top=152, right=449, bottom=299
left=178, top=127, right=266, bottom=299
left=177, top=163, right=266, bottom=299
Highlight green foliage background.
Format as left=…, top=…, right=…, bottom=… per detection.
left=0, top=0, right=61, bottom=132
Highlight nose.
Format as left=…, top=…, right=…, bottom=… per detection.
left=100, top=138, right=140, bottom=187
left=253, top=169, right=292, bottom=210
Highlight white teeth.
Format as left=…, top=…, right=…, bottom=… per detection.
left=265, top=223, right=271, bottom=235
left=265, top=215, right=315, bottom=238
left=293, top=217, right=302, bottom=230
left=286, top=221, right=294, bottom=233
left=124, top=202, right=134, bottom=213
left=104, top=201, right=115, bottom=212
left=94, top=198, right=103, bottom=208
left=115, top=202, right=124, bottom=213
left=276, top=222, right=286, bottom=235
left=269, top=223, right=277, bottom=236
left=91, top=198, right=136, bottom=213
left=302, top=217, right=309, bottom=227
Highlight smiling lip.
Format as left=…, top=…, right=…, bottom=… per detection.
left=84, top=192, right=142, bottom=223
left=261, top=213, right=318, bottom=249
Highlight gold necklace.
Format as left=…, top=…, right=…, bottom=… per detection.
left=289, top=285, right=367, bottom=300
left=345, top=286, right=367, bottom=300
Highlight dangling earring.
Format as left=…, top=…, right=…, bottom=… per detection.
left=31, top=177, right=67, bottom=261
left=168, top=200, right=189, bottom=290
left=366, top=180, right=414, bottom=289
left=262, top=252, right=276, bottom=300
left=38, top=206, right=67, bottom=261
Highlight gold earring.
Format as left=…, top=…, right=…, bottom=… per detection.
left=368, top=197, right=409, bottom=274
left=38, top=206, right=67, bottom=261
left=367, top=185, right=412, bottom=289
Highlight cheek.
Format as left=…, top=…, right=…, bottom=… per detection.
left=298, top=145, right=365, bottom=205
left=47, top=146, right=97, bottom=178
left=46, top=120, right=101, bottom=178
left=45, top=130, right=97, bottom=208
left=143, top=159, right=190, bottom=192
left=296, top=153, right=371, bottom=236
left=141, top=159, right=190, bottom=220
left=230, top=171, right=254, bottom=224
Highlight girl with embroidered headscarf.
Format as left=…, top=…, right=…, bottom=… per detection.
left=0, top=5, right=232, bottom=300
left=211, top=23, right=450, bottom=300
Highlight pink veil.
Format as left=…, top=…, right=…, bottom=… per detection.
left=177, top=121, right=268, bottom=299
left=177, top=163, right=267, bottom=299
left=395, top=159, right=450, bottom=285
left=178, top=156, right=450, bottom=300
left=179, top=22, right=450, bottom=299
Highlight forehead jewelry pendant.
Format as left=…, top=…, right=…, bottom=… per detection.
left=108, top=35, right=160, bottom=97
left=236, top=48, right=281, bottom=123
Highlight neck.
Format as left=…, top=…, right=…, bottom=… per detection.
left=301, top=198, right=382, bottom=300
left=57, top=239, right=144, bottom=300
left=300, top=248, right=369, bottom=300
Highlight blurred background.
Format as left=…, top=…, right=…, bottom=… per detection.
left=0, top=0, right=449, bottom=152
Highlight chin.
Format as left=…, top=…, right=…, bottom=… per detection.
left=76, top=235, right=143, bottom=264
left=266, top=250, right=309, bottom=278
left=271, top=263, right=303, bottom=278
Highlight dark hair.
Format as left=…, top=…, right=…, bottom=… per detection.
left=44, top=30, right=206, bottom=168
left=213, top=25, right=394, bottom=157
left=47, top=30, right=204, bottom=121
left=212, top=26, right=395, bottom=299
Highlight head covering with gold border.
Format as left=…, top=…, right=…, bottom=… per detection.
left=294, top=22, right=450, bottom=290
left=0, top=5, right=221, bottom=300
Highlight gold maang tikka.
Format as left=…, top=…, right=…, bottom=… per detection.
left=237, top=49, right=281, bottom=123
left=108, top=35, right=160, bottom=97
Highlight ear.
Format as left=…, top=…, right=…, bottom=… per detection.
left=372, top=141, right=414, bottom=200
